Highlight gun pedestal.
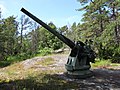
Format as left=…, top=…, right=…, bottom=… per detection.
left=65, top=41, right=94, bottom=78
left=65, top=57, right=93, bottom=79
left=21, top=8, right=96, bottom=79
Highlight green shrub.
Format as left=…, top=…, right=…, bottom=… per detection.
left=37, top=47, right=53, bottom=56
left=0, top=61, right=11, bottom=67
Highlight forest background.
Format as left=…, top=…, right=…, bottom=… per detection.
left=0, top=0, right=120, bottom=67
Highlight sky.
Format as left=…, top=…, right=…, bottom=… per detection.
left=0, top=0, right=84, bottom=27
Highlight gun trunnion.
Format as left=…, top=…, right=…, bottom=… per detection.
left=21, top=8, right=96, bottom=79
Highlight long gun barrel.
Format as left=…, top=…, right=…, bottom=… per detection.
left=21, top=8, right=75, bottom=49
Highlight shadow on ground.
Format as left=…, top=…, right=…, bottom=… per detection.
left=0, top=74, right=78, bottom=90
left=0, top=69, right=120, bottom=90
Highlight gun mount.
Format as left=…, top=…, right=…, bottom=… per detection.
left=21, top=8, right=96, bottom=79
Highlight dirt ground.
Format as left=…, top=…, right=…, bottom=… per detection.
left=0, top=54, right=120, bottom=90
left=22, top=54, right=120, bottom=90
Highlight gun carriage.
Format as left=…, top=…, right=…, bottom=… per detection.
left=21, top=8, right=96, bottom=78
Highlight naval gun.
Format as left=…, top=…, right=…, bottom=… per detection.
left=21, top=8, right=96, bottom=78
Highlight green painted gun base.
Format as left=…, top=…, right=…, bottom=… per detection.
left=65, top=70, right=93, bottom=79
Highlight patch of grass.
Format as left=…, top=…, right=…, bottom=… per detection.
left=0, top=63, right=77, bottom=90
left=92, top=58, right=120, bottom=69
left=0, top=57, right=62, bottom=85
left=91, top=59, right=111, bottom=68
left=0, top=54, right=78, bottom=90
left=35, top=57, right=55, bottom=66
left=0, top=73, right=78, bottom=90
left=0, top=63, right=26, bottom=83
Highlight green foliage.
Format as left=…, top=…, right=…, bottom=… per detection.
left=0, top=0, right=120, bottom=65
left=0, top=16, right=18, bottom=60
left=37, top=47, right=53, bottom=56
left=0, top=15, right=64, bottom=65
left=77, top=0, right=120, bottom=63
left=0, top=53, right=33, bottom=67
left=13, top=53, right=33, bottom=61
left=38, top=22, right=63, bottom=50
left=0, top=61, right=11, bottom=68
left=92, top=59, right=111, bottom=68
